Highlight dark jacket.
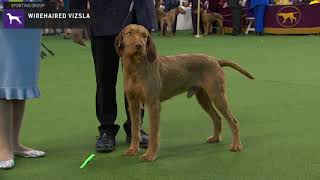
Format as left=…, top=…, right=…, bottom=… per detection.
left=69, top=0, right=157, bottom=36
left=163, top=0, right=180, bottom=12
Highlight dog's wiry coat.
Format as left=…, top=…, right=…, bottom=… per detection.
left=115, top=24, right=254, bottom=161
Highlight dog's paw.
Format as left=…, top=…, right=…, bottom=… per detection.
left=230, top=143, right=242, bottom=152
left=124, top=148, right=139, bottom=156
left=207, top=136, right=222, bottom=143
left=140, top=153, right=157, bottom=162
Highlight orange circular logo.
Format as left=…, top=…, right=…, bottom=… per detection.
left=276, top=6, right=301, bottom=28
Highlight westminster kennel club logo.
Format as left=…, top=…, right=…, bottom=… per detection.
left=276, top=6, right=301, bottom=28
left=3, top=9, right=25, bottom=29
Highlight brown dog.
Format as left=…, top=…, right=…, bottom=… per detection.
left=114, top=24, right=254, bottom=161
left=195, top=8, right=224, bottom=35
left=155, top=0, right=164, bottom=30
left=160, top=6, right=186, bottom=36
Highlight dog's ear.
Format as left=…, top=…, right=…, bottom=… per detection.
left=114, top=32, right=124, bottom=57
left=146, top=34, right=157, bottom=63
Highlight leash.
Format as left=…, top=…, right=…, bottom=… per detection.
left=119, top=0, right=135, bottom=47
left=121, top=0, right=135, bottom=31
left=119, top=0, right=135, bottom=69
left=41, top=42, right=55, bottom=56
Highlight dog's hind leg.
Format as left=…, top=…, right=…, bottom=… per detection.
left=196, top=88, right=222, bottom=143
left=124, top=98, right=141, bottom=156
left=219, top=21, right=224, bottom=35
left=210, top=92, right=242, bottom=152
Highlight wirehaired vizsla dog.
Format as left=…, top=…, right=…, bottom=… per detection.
left=195, top=7, right=224, bottom=35
left=160, top=6, right=186, bottom=36
left=114, top=24, right=254, bottom=161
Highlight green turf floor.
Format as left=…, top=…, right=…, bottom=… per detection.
left=2, top=31, right=320, bottom=180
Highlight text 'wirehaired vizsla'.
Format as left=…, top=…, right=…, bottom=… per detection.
left=114, top=24, right=254, bottom=161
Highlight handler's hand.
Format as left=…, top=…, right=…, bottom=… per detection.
left=71, top=29, right=86, bottom=46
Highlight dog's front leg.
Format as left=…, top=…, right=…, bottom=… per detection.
left=124, top=98, right=141, bottom=156
left=140, top=100, right=160, bottom=162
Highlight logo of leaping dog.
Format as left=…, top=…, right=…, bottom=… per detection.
left=278, top=12, right=298, bottom=24
left=6, top=13, right=23, bottom=25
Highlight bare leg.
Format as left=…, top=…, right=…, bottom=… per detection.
left=196, top=89, right=222, bottom=143
left=0, top=99, right=13, bottom=161
left=11, top=100, right=36, bottom=152
left=124, top=98, right=141, bottom=156
left=140, top=101, right=160, bottom=161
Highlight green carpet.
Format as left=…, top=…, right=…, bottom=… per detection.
left=2, top=32, right=320, bottom=180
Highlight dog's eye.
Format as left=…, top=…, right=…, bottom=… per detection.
left=126, top=32, right=131, bottom=35
left=142, top=33, right=147, bottom=38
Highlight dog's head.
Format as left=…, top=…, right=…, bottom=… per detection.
left=114, top=24, right=157, bottom=63
left=194, top=7, right=205, bottom=15
left=176, top=6, right=187, bottom=15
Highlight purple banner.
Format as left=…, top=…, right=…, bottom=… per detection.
left=264, top=4, right=320, bottom=28
left=218, top=4, right=320, bottom=34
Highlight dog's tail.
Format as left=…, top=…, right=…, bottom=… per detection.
left=218, top=60, right=255, bottom=79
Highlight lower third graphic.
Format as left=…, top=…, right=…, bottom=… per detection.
left=3, top=9, right=25, bottom=28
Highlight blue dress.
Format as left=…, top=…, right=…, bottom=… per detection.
left=249, top=0, right=269, bottom=33
left=0, top=14, right=41, bottom=100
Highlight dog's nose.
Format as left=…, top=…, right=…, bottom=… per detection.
left=136, top=44, right=142, bottom=49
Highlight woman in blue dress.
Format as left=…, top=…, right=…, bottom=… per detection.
left=0, top=6, right=45, bottom=169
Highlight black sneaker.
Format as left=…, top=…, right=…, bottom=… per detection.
left=95, top=131, right=116, bottom=153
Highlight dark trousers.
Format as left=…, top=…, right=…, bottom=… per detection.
left=91, top=36, right=144, bottom=136
left=231, top=7, right=242, bottom=34
left=253, top=5, right=267, bottom=33
left=173, top=16, right=177, bottom=34
left=191, top=12, right=204, bottom=34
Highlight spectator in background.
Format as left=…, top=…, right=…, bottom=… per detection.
left=163, top=0, right=180, bottom=35
left=226, top=0, right=245, bottom=36
left=249, top=0, right=269, bottom=35
left=189, top=0, right=205, bottom=35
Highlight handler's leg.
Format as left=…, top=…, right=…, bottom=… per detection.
left=173, top=15, right=178, bottom=35
left=91, top=35, right=120, bottom=153
left=0, top=100, right=13, bottom=161
left=254, top=5, right=266, bottom=34
left=231, top=7, right=242, bottom=35
left=12, top=100, right=45, bottom=157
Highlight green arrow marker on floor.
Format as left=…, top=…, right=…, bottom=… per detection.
left=80, top=154, right=95, bottom=169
